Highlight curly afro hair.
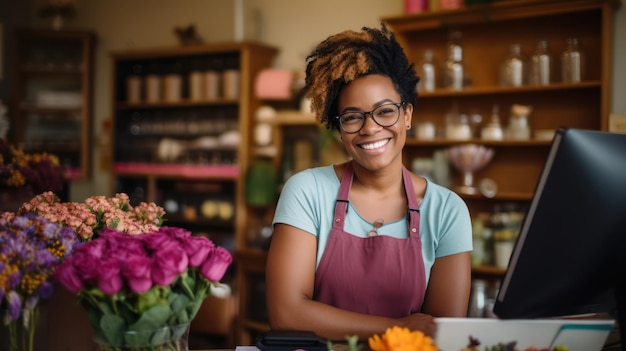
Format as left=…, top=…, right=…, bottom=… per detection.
left=304, top=23, right=419, bottom=131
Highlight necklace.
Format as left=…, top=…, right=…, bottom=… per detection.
left=367, top=218, right=384, bottom=237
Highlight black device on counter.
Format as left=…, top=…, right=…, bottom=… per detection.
left=493, top=128, right=626, bottom=349
left=256, top=330, right=328, bottom=351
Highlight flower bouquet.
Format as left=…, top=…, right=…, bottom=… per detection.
left=0, top=140, right=66, bottom=212
left=54, top=225, right=233, bottom=351
left=16, top=192, right=165, bottom=241
left=0, top=212, right=80, bottom=351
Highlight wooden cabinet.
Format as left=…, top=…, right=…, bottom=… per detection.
left=109, top=42, right=278, bottom=345
left=11, top=29, right=96, bottom=180
left=235, top=106, right=321, bottom=344
left=383, top=0, right=619, bottom=278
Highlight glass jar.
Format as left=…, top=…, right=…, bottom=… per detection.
left=500, top=43, right=525, bottom=87
left=493, top=227, right=517, bottom=269
left=529, top=40, right=551, bottom=85
left=561, top=37, right=585, bottom=83
left=444, top=30, right=464, bottom=90
left=505, top=104, right=532, bottom=140
left=481, top=105, right=503, bottom=141
left=468, top=279, right=487, bottom=317
left=418, top=49, right=436, bottom=92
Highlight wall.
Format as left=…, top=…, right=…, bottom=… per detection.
left=13, top=0, right=626, bottom=200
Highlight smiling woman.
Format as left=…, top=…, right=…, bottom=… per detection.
left=265, top=24, right=473, bottom=342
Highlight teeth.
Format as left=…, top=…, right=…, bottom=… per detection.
left=360, top=139, right=389, bottom=150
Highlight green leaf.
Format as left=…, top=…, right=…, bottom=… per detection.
left=99, top=313, right=126, bottom=345
left=186, top=298, right=204, bottom=321
left=169, top=293, right=191, bottom=315
left=128, top=304, right=172, bottom=331
left=137, top=287, right=161, bottom=313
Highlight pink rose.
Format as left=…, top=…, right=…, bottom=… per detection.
left=54, top=260, right=83, bottom=293
left=97, top=258, right=122, bottom=295
left=183, top=235, right=215, bottom=267
left=151, top=246, right=188, bottom=286
left=73, top=250, right=100, bottom=284
left=80, top=239, right=107, bottom=259
left=143, top=232, right=179, bottom=252
left=121, top=254, right=153, bottom=293
left=160, top=226, right=191, bottom=242
left=201, top=247, right=233, bottom=282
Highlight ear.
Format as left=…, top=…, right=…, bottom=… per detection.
left=403, top=103, right=414, bottom=127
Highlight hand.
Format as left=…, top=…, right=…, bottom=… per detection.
left=397, top=312, right=436, bottom=337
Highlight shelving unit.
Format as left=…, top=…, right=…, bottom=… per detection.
left=10, top=29, right=96, bottom=180
left=109, top=42, right=278, bottom=346
left=236, top=0, right=620, bottom=338
left=383, top=0, right=619, bottom=279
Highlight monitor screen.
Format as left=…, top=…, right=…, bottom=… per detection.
left=493, top=128, right=626, bottom=346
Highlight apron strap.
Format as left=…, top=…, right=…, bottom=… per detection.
left=333, top=162, right=354, bottom=231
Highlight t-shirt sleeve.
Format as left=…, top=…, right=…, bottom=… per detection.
left=435, top=191, right=473, bottom=258
left=272, top=170, right=320, bottom=237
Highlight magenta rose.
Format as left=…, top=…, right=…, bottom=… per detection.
left=143, top=231, right=180, bottom=252
left=201, top=247, right=233, bottom=282
left=160, top=226, right=191, bottom=242
left=97, top=258, right=123, bottom=294
left=183, top=235, right=215, bottom=267
left=79, top=238, right=108, bottom=260
left=72, top=250, right=101, bottom=284
left=151, top=246, right=188, bottom=286
left=121, top=254, right=153, bottom=293
left=54, top=259, right=83, bottom=294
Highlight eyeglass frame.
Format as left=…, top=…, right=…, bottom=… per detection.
left=335, top=101, right=407, bottom=134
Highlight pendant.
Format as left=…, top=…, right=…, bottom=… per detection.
left=367, top=218, right=384, bottom=237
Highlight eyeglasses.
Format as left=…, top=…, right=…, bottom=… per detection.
left=336, top=102, right=405, bottom=134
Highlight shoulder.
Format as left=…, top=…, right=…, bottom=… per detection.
left=424, top=178, right=467, bottom=207
left=283, top=165, right=338, bottom=189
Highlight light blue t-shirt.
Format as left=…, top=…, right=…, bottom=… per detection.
left=272, top=165, right=473, bottom=283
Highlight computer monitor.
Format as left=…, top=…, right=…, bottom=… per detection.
left=493, top=128, right=626, bottom=347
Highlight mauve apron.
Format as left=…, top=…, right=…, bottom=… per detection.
left=313, top=162, right=427, bottom=317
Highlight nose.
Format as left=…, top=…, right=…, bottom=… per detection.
left=360, top=113, right=382, bottom=134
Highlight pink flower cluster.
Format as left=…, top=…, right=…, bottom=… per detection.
left=17, top=192, right=165, bottom=241
left=54, top=226, right=232, bottom=295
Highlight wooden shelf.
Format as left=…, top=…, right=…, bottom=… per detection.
left=270, top=110, right=317, bottom=126
left=11, top=29, right=96, bottom=181
left=116, top=99, right=239, bottom=110
left=113, top=163, right=239, bottom=180
left=405, top=138, right=553, bottom=147
left=109, top=42, right=279, bottom=347
left=471, top=265, right=507, bottom=279
left=418, top=80, right=601, bottom=98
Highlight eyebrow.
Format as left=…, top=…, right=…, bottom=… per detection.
left=340, top=99, right=396, bottom=113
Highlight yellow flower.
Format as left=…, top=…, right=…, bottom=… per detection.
left=368, top=326, right=437, bottom=351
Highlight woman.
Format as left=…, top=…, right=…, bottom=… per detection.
left=265, top=24, right=472, bottom=341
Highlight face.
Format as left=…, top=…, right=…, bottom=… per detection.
left=337, top=74, right=413, bottom=171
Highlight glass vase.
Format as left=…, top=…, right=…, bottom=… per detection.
left=94, top=323, right=190, bottom=351
left=0, top=305, right=42, bottom=351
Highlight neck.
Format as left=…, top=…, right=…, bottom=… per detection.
left=350, top=160, right=404, bottom=194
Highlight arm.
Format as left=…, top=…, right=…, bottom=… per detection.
left=421, top=251, right=472, bottom=317
left=266, top=223, right=435, bottom=340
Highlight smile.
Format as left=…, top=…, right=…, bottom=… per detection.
left=359, top=139, right=390, bottom=150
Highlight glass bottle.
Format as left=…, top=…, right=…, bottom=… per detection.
left=561, top=37, right=585, bottom=83
left=529, top=40, right=551, bottom=85
left=501, top=44, right=525, bottom=87
left=418, top=49, right=436, bottom=92
left=444, top=30, right=464, bottom=90
left=468, top=279, right=487, bottom=317
left=481, top=104, right=503, bottom=141
left=506, top=104, right=532, bottom=140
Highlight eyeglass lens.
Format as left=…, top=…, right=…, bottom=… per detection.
left=339, top=103, right=402, bottom=133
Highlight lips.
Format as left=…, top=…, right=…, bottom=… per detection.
left=359, top=138, right=390, bottom=150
